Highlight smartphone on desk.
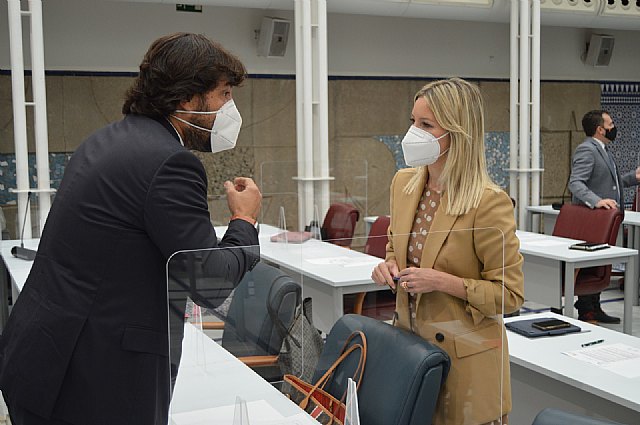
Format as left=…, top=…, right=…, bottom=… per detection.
left=531, top=318, right=572, bottom=331
left=569, top=242, right=610, bottom=252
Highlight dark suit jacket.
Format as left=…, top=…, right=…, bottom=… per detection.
left=569, top=137, right=638, bottom=209
left=0, top=115, right=259, bottom=424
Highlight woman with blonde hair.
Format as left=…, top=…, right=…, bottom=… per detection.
left=371, top=78, right=524, bottom=425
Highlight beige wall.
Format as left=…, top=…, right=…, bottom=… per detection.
left=0, top=75, right=600, bottom=239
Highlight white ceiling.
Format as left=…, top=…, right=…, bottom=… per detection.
left=104, top=0, right=640, bottom=30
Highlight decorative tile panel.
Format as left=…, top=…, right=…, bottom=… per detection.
left=0, top=153, right=71, bottom=205
left=601, top=83, right=640, bottom=207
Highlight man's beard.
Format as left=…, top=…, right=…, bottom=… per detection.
left=182, top=124, right=211, bottom=152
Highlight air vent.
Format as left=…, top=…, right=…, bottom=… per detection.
left=601, top=0, right=640, bottom=17
left=411, top=0, right=493, bottom=7
left=540, top=0, right=597, bottom=13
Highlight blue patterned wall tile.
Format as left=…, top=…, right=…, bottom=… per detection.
left=601, top=83, right=640, bottom=207
left=0, top=153, right=72, bottom=205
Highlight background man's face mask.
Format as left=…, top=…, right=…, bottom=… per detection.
left=401, top=125, right=450, bottom=167
left=173, top=99, right=242, bottom=153
left=604, top=125, right=617, bottom=142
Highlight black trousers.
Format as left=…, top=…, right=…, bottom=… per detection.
left=3, top=394, right=73, bottom=425
left=575, top=293, right=600, bottom=314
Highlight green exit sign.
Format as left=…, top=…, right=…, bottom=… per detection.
left=176, top=4, right=202, bottom=13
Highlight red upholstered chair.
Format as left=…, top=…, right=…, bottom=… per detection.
left=552, top=204, right=623, bottom=299
left=347, top=215, right=392, bottom=316
left=364, top=215, right=391, bottom=260
left=321, top=202, right=360, bottom=247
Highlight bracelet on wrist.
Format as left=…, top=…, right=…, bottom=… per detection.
left=230, top=215, right=257, bottom=226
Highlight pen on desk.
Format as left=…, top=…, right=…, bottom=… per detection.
left=581, top=339, right=604, bottom=348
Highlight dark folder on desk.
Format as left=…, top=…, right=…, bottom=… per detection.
left=506, top=318, right=581, bottom=338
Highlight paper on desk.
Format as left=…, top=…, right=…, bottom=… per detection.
left=525, top=240, right=570, bottom=247
left=516, top=232, right=547, bottom=241
left=563, top=343, right=640, bottom=378
left=305, top=257, right=379, bottom=267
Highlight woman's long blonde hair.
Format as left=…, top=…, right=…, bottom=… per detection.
left=403, top=78, right=499, bottom=216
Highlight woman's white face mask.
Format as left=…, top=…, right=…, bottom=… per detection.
left=401, top=125, right=449, bottom=167
left=172, top=99, right=242, bottom=153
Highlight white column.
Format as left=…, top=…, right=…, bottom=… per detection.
left=530, top=0, right=541, bottom=211
left=7, top=0, right=32, bottom=239
left=29, top=0, right=52, bottom=233
left=294, top=0, right=331, bottom=230
left=518, top=0, right=530, bottom=229
left=509, top=0, right=519, bottom=212
left=313, top=0, right=330, bottom=221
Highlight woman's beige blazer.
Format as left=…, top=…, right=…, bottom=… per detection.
left=387, top=168, right=524, bottom=425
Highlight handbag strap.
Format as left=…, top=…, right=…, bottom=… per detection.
left=300, top=342, right=363, bottom=409
left=300, top=330, right=367, bottom=408
left=330, top=330, right=367, bottom=391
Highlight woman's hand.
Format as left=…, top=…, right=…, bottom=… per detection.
left=372, top=260, right=399, bottom=289
left=397, top=267, right=467, bottom=299
left=397, top=267, right=444, bottom=294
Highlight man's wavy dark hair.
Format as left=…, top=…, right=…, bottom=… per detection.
left=122, top=33, right=246, bottom=117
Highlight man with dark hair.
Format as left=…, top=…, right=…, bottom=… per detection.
left=568, top=109, right=640, bottom=324
left=0, top=33, right=262, bottom=424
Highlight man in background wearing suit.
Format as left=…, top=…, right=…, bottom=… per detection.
left=0, top=33, right=261, bottom=425
left=568, top=109, right=640, bottom=324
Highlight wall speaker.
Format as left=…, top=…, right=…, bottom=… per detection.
left=584, top=34, right=615, bottom=67
left=257, top=17, right=290, bottom=58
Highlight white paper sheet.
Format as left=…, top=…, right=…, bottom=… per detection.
left=305, top=256, right=362, bottom=266
left=342, top=260, right=382, bottom=268
left=563, top=343, right=640, bottom=378
left=526, top=240, right=570, bottom=247
left=516, top=232, right=547, bottom=241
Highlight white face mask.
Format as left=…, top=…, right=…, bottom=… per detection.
left=172, top=99, right=242, bottom=153
left=401, top=125, right=450, bottom=167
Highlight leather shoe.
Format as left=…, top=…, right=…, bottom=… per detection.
left=578, top=309, right=621, bottom=324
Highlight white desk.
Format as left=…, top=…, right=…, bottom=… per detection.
left=170, top=323, right=316, bottom=424
left=526, top=205, right=559, bottom=234
left=526, top=205, right=640, bottom=307
left=506, top=313, right=640, bottom=425
left=216, top=224, right=383, bottom=333
left=517, top=231, right=638, bottom=334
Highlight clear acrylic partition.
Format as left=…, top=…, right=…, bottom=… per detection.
left=258, top=160, right=368, bottom=237
left=258, top=161, right=299, bottom=229
left=313, top=228, right=509, bottom=425
left=166, top=224, right=514, bottom=424
left=166, top=243, right=313, bottom=424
